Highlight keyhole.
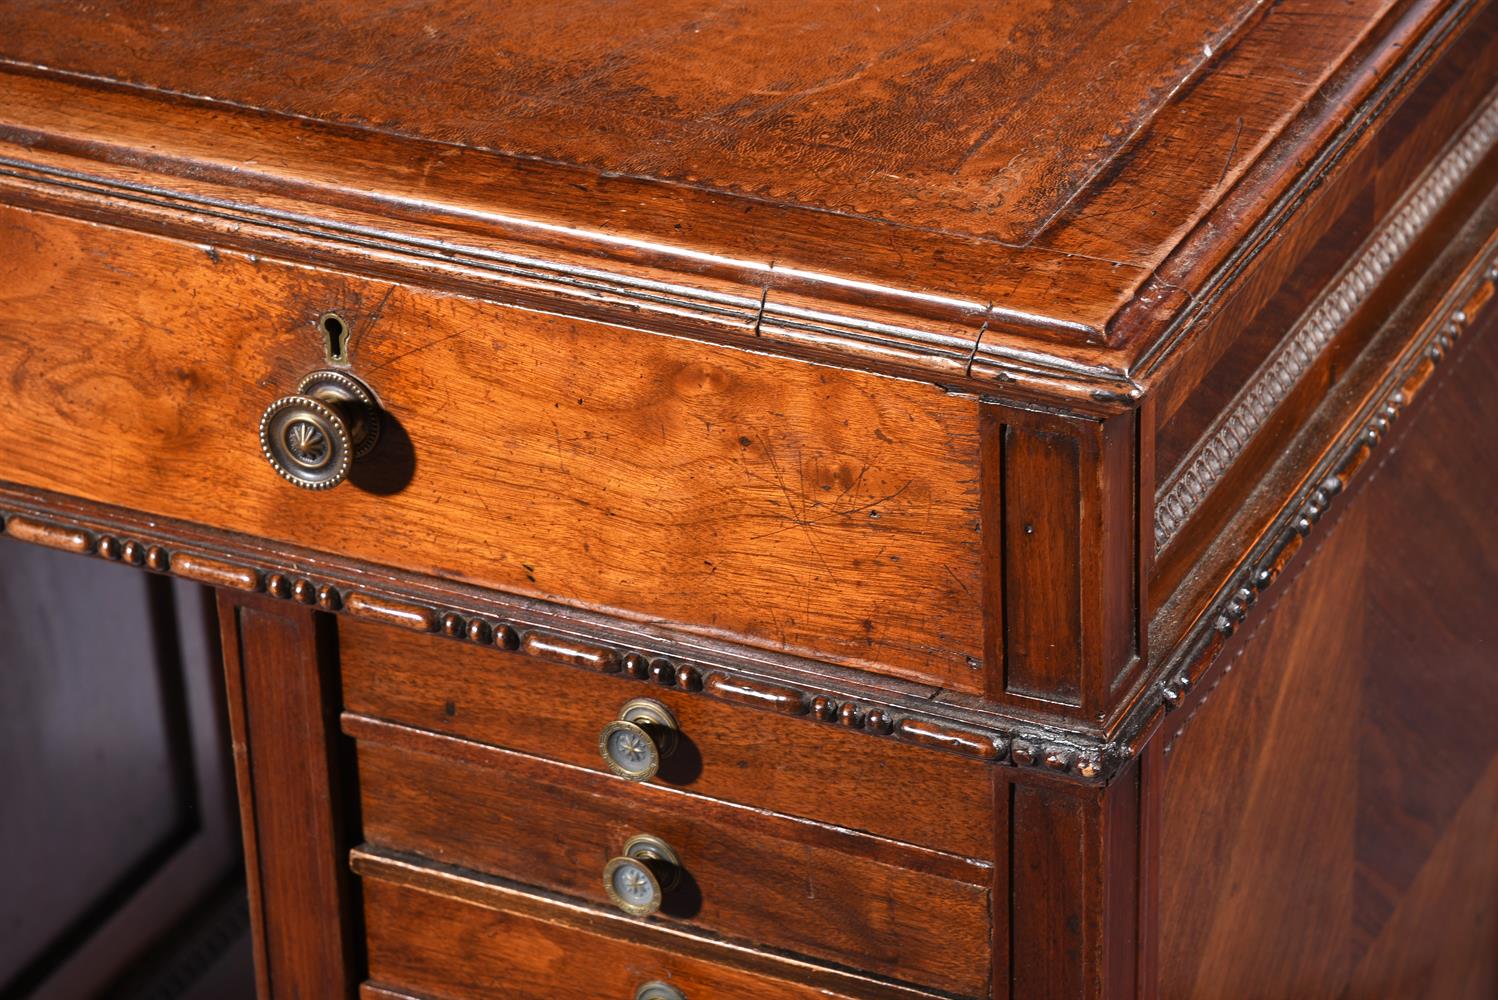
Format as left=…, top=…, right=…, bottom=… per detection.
left=319, top=312, right=350, bottom=363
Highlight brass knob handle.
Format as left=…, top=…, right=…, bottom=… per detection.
left=259, top=370, right=381, bottom=490
left=603, top=834, right=681, bottom=917
left=635, top=983, right=686, bottom=1000
left=598, top=698, right=678, bottom=781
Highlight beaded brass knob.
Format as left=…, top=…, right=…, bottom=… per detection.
left=603, top=834, right=681, bottom=917
left=598, top=698, right=678, bottom=781
left=259, top=370, right=380, bottom=490
left=635, top=982, right=686, bottom=1000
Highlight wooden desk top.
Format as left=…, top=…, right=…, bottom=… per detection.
left=0, top=0, right=1259, bottom=243
left=0, top=0, right=1476, bottom=389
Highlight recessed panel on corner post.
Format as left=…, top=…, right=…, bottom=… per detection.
left=991, top=406, right=1139, bottom=720
left=1003, top=421, right=1084, bottom=706
left=217, top=593, right=357, bottom=1000
left=1006, top=761, right=1142, bottom=1000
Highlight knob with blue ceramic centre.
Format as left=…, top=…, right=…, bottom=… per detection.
left=602, top=833, right=681, bottom=917
left=598, top=698, right=678, bottom=781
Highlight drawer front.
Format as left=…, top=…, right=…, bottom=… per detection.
left=0, top=205, right=985, bottom=692
left=350, top=716, right=990, bottom=997
left=340, top=619, right=995, bottom=860
left=358, top=862, right=948, bottom=1000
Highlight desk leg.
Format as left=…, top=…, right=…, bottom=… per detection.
left=218, top=592, right=358, bottom=999
left=1004, top=760, right=1144, bottom=999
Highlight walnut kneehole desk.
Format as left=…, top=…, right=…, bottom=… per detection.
left=2, top=2, right=1497, bottom=998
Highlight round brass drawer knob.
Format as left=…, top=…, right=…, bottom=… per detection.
left=260, top=370, right=380, bottom=490
left=635, top=983, right=686, bottom=1000
left=603, top=833, right=681, bottom=917
left=598, top=698, right=678, bottom=781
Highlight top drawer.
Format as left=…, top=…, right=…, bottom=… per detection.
left=0, top=204, right=985, bottom=693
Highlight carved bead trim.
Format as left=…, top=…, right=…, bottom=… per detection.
left=172, top=552, right=261, bottom=591
left=895, top=719, right=1005, bottom=761
left=1155, top=92, right=1498, bottom=551
left=4, top=515, right=92, bottom=553
left=703, top=675, right=808, bottom=715
left=345, top=592, right=439, bottom=632
left=0, top=507, right=1108, bottom=781
left=1157, top=253, right=1498, bottom=720
left=519, top=632, right=619, bottom=673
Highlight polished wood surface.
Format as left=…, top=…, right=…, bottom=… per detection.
left=973, top=755, right=1143, bottom=1000
left=357, top=858, right=944, bottom=1000
left=339, top=619, right=994, bottom=858
left=0, top=4, right=1489, bottom=723
left=1, top=1, right=1495, bottom=997
left=1150, top=33, right=1498, bottom=599
left=0, top=203, right=987, bottom=691
left=1152, top=5, right=1498, bottom=479
left=0, top=0, right=1262, bottom=248
left=1154, top=323, right=1498, bottom=1000
left=0, top=2, right=1480, bottom=402
left=217, top=594, right=358, bottom=999
left=350, top=715, right=988, bottom=995
left=1147, top=165, right=1498, bottom=719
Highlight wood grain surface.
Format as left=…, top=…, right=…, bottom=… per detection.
left=357, top=859, right=948, bottom=1000
left=340, top=619, right=995, bottom=858
left=0, top=3, right=1495, bottom=998
left=218, top=594, right=358, bottom=1000
left=0, top=203, right=987, bottom=691
left=0, top=0, right=1474, bottom=370
left=350, top=717, right=989, bottom=996
left=0, top=0, right=1262, bottom=244
left=1149, top=23, right=1498, bottom=566
left=1007, top=768, right=1141, bottom=1000
left=1155, top=325, right=1498, bottom=1000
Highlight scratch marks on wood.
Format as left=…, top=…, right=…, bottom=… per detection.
left=944, top=563, right=975, bottom=604
left=550, top=417, right=568, bottom=474
left=364, top=284, right=396, bottom=336
left=752, top=275, right=770, bottom=337
left=750, top=434, right=838, bottom=583
left=964, top=306, right=991, bottom=378
left=1217, top=115, right=1244, bottom=188
left=367, top=329, right=461, bottom=373
left=745, top=439, right=915, bottom=541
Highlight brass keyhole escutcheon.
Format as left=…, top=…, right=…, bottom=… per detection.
left=319, top=312, right=351, bottom=364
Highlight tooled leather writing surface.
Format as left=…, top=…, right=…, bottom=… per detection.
left=0, top=0, right=1259, bottom=244
left=0, top=0, right=1452, bottom=362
